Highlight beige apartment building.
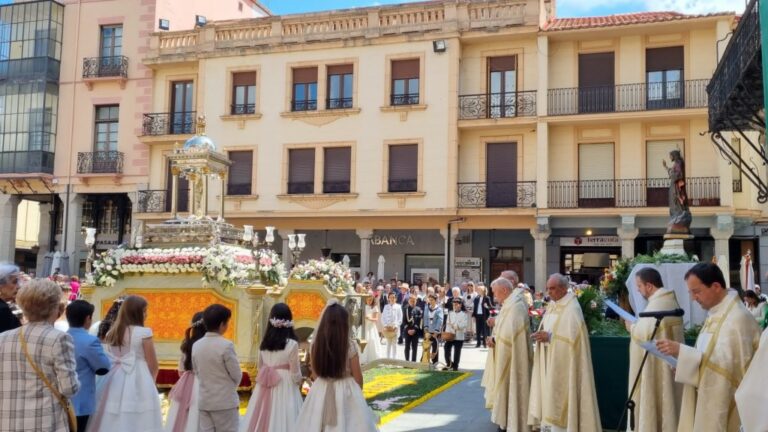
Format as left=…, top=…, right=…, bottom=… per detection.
left=0, top=0, right=268, bottom=275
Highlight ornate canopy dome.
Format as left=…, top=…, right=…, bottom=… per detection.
left=183, top=134, right=216, bottom=152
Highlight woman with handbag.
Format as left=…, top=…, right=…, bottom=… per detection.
left=380, top=292, right=403, bottom=359
left=0, top=278, right=80, bottom=432
left=443, top=298, right=468, bottom=371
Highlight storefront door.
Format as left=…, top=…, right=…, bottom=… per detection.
left=490, top=247, right=524, bottom=282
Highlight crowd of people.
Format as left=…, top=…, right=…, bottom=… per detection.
left=352, top=274, right=532, bottom=371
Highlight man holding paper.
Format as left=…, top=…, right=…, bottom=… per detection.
left=656, top=262, right=759, bottom=432
left=625, top=267, right=684, bottom=432
left=528, top=273, right=600, bottom=432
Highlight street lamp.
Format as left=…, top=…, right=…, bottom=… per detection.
left=83, top=227, right=96, bottom=274
left=287, top=233, right=306, bottom=265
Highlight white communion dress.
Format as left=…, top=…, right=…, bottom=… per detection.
left=86, top=326, right=163, bottom=432
left=358, top=305, right=383, bottom=365
left=241, top=338, right=304, bottom=432
left=295, top=341, right=379, bottom=432
left=164, top=355, right=200, bottom=432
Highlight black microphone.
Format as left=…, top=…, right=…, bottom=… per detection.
left=638, top=308, right=685, bottom=319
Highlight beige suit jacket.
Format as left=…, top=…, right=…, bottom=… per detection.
left=192, top=332, right=242, bottom=411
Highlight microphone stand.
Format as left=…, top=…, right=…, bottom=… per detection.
left=616, top=316, right=664, bottom=432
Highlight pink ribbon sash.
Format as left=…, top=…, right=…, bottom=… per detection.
left=246, top=363, right=290, bottom=432
left=168, top=371, right=195, bottom=432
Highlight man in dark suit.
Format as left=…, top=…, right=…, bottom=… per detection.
left=402, top=295, right=423, bottom=361
left=0, top=263, right=21, bottom=334
left=473, top=285, right=492, bottom=348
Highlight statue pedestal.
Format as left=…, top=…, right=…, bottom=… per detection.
left=660, top=234, right=693, bottom=256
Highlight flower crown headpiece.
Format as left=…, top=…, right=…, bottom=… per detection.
left=269, top=318, right=294, bottom=328
left=191, top=319, right=205, bottom=328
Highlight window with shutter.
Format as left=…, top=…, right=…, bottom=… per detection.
left=288, top=148, right=315, bottom=194
left=578, top=143, right=614, bottom=206
left=646, top=140, right=682, bottom=206
left=327, top=64, right=354, bottom=109
left=227, top=151, right=253, bottom=195
left=578, top=52, right=615, bottom=113
left=488, top=56, right=517, bottom=118
left=231, top=72, right=256, bottom=115
left=323, top=147, right=351, bottom=193
left=646, top=47, right=683, bottom=109
left=292, top=67, right=318, bottom=111
left=388, top=144, right=418, bottom=192
left=391, top=59, right=420, bottom=105
left=486, top=142, right=518, bottom=207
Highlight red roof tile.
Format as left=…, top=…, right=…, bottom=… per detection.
left=544, top=11, right=734, bottom=31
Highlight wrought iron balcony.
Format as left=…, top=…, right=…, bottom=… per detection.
left=458, top=91, right=536, bottom=120
left=388, top=179, right=417, bottom=193
left=77, top=151, right=124, bottom=174
left=142, top=112, right=196, bottom=136
left=323, top=181, right=351, bottom=194
left=547, top=177, right=720, bottom=209
left=391, top=93, right=420, bottom=106
left=287, top=182, right=314, bottom=194
left=291, top=100, right=317, bottom=112
left=0, top=150, right=54, bottom=174
left=547, top=79, right=708, bottom=116
left=230, top=103, right=256, bottom=115
left=82, top=56, right=128, bottom=79
left=327, top=98, right=353, bottom=110
left=708, top=0, right=762, bottom=133
left=136, top=190, right=167, bottom=213
left=458, top=181, right=536, bottom=208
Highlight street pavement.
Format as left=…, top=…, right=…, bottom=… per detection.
left=380, top=341, right=499, bottom=432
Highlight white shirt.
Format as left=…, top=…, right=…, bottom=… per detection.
left=445, top=310, right=468, bottom=340
left=381, top=303, right=403, bottom=327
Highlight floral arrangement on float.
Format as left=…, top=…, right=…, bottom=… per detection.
left=288, top=258, right=355, bottom=294
left=89, top=245, right=285, bottom=290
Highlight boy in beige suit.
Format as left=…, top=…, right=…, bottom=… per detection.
left=192, top=304, right=242, bottom=432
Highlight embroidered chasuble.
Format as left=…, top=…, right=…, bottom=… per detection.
left=628, top=288, right=684, bottom=432
left=528, top=292, right=601, bottom=432
left=481, top=288, right=532, bottom=431
left=675, top=291, right=760, bottom=432
left=735, top=328, right=768, bottom=432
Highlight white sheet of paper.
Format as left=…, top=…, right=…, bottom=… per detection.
left=605, top=299, right=638, bottom=324
left=640, top=340, right=678, bottom=368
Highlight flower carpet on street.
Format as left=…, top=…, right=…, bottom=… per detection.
left=289, top=258, right=355, bottom=293
left=362, top=366, right=469, bottom=425
left=90, top=245, right=285, bottom=290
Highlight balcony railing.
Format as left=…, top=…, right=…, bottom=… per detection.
left=388, top=179, right=417, bottom=192
left=547, top=79, right=709, bottom=116
left=82, top=56, right=129, bottom=79
left=458, top=91, right=537, bottom=120
left=0, top=150, right=54, bottom=174
left=137, top=190, right=167, bottom=213
left=391, top=93, right=420, bottom=106
left=327, top=98, right=353, bottom=110
left=547, top=177, right=720, bottom=209
left=77, top=151, right=124, bottom=174
left=323, top=181, right=351, bottom=194
left=733, top=178, right=743, bottom=193
left=708, top=0, right=761, bottom=132
left=458, top=181, right=536, bottom=208
left=292, top=100, right=317, bottom=112
left=142, top=112, right=196, bottom=136
left=230, top=103, right=256, bottom=115
left=288, top=182, right=314, bottom=194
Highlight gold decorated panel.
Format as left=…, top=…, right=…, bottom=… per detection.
left=284, top=291, right=327, bottom=324
left=101, top=289, right=237, bottom=342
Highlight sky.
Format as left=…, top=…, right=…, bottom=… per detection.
left=261, top=0, right=748, bottom=17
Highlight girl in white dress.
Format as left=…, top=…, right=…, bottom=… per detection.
left=87, top=295, right=163, bottom=432
left=241, top=303, right=303, bottom=432
left=358, top=294, right=383, bottom=365
left=164, top=311, right=205, bottom=432
left=296, top=300, right=379, bottom=432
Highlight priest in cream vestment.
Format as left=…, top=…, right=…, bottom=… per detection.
left=735, top=327, right=768, bottom=432
left=482, top=276, right=532, bottom=432
left=657, top=263, right=759, bottom=432
left=626, top=267, right=684, bottom=432
left=528, top=274, right=601, bottom=432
